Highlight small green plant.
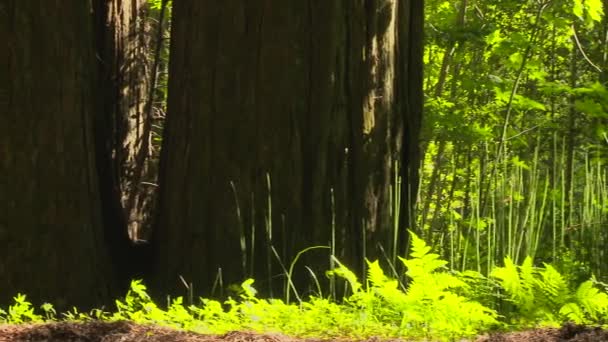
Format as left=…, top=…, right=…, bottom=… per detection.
left=0, top=294, right=44, bottom=323
left=40, top=303, right=57, bottom=321
left=112, top=280, right=175, bottom=325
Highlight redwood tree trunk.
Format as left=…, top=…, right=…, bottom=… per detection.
left=397, top=0, right=424, bottom=265
left=92, top=0, right=157, bottom=286
left=0, top=1, right=113, bottom=309
left=152, top=0, right=423, bottom=298
left=93, top=0, right=157, bottom=242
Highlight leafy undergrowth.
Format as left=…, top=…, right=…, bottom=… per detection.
left=2, top=233, right=607, bottom=341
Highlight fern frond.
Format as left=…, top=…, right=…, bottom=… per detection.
left=539, top=264, right=569, bottom=306
left=491, top=257, right=522, bottom=299
left=396, top=231, right=497, bottom=337
left=327, top=256, right=362, bottom=293
left=366, top=260, right=389, bottom=288
left=560, top=303, right=585, bottom=323
left=409, top=232, right=432, bottom=259
left=432, top=273, right=468, bottom=290
left=400, top=232, right=447, bottom=279
left=574, top=280, right=608, bottom=321
left=519, top=257, right=538, bottom=300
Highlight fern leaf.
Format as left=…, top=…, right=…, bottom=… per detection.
left=327, top=256, right=361, bottom=293
left=491, top=257, right=521, bottom=299
left=409, top=232, right=432, bottom=259
left=560, top=303, right=585, bottom=324
left=366, top=260, right=389, bottom=288
left=520, top=256, right=536, bottom=293
left=574, top=280, right=608, bottom=320
left=539, top=264, right=569, bottom=306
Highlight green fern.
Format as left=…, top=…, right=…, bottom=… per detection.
left=539, top=264, right=570, bottom=307
left=492, top=257, right=608, bottom=325
left=326, top=256, right=362, bottom=294
left=560, top=279, right=608, bottom=324
left=326, top=233, right=498, bottom=340
left=491, top=256, right=537, bottom=319
left=5, top=251, right=605, bottom=340
left=366, top=260, right=407, bottom=306
left=398, top=232, right=498, bottom=339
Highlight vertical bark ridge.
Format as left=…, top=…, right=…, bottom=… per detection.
left=0, top=0, right=113, bottom=310
left=152, top=0, right=423, bottom=298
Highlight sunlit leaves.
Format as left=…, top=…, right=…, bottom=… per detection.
left=586, top=0, right=604, bottom=21
left=573, top=0, right=585, bottom=18
left=508, top=52, right=523, bottom=68
left=573, top=0, right=603, bottom=26
left=148, top=0, right=171, bottom=10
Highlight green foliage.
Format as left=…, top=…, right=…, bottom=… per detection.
left=3, top=239, right=608, bottom=340
left=421, top=0, right=608, bottom=288
left=398, top=233, right=498, bottom=338
left=0, top=294, right=44, bottom=323
left=560, top=279, right=608, bottom=324
left=0, top=236, right=498, bottom=341
left=573, top=0, right=604, bottom=27
left=0, top=295, right=58, bottom=323
left=492, top=256, right=608, bottom=325
left=147, top=0, right=171, bottom=10
left=107, top=279, right=374, bottom=338
left=330, top=232, right=498, bottom=340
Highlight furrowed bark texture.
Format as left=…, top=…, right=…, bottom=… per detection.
left=0, top=0, right=112, bottom=309
left=93, top=0, right=156, bottom=243
left=152, top=0, right=423, bottom=297
left=92, top=0, right=156, bottom=287
left=397, top=0, right=424, bottom=258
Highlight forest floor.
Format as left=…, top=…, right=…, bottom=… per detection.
left=0, top=321, right=606, bottom=342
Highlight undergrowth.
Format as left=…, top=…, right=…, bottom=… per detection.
left=492, top=256, right=608, bottom=326
left=2, top=233, right=607, bottom=341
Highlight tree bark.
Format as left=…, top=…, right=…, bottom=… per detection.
left=93, top=0, right=158, bottom=244
left=151, top=0, right=423, bottom=298
left=0, top=0, right=113, bottom=309
left=397, top=0, right=424, bottom=258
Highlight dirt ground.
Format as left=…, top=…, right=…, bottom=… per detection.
left=0, top=321, right=606, bottom=342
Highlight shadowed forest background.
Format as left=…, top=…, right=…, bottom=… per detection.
left=2, top=0, right=608, bottom=325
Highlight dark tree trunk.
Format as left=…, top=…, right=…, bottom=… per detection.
left=151, top=0, right=423, bottom=298
left=93, top=0, right=158, bottom=242
left=0, top=0, right=113, bottom=309
left=397, top=0, right=424, bottom=259
left=92, top=0, right=157, bottom=286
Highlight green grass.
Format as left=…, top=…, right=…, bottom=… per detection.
left=3, top=233, right=607, bottom=341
